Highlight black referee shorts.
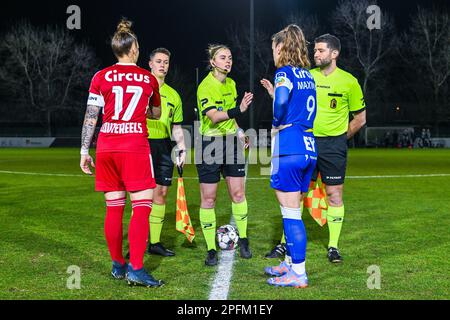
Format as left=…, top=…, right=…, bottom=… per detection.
left=149, top=138, right=175, bottom=187
left=195, top=135, right=246, bottom=184
left=312, top=133, right=348, bottom=186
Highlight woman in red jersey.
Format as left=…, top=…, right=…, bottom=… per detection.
left=80, top=19, right=163, bottom=287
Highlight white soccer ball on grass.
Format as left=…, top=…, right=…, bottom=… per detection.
left=216, top=225, right=239, bottom=250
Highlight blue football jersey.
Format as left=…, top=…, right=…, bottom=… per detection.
left=272, top=66, right=317, bottom=157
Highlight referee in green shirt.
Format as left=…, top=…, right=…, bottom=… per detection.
left=311, top=34, right=366, bottom=263
left=146, top=48, right=186, bottom=257
left=196, top=44, right=254, bottom=266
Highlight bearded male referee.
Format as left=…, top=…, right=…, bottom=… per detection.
left=310, top=34, right=366, bottom=263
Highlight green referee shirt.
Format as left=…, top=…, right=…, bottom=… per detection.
left=310, top=67, right=366, bottom=137
left=197, top=72, right=238, bottom=136
left=147, top=82, right=183, bottom=139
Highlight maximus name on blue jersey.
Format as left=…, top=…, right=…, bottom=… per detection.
left=272, top=66, right=317, bottom=157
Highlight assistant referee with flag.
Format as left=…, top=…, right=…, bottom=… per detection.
left=146, top=48, right=186, bottom=257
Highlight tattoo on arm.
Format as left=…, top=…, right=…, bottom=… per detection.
left=81, top=104, right=101, bottom=151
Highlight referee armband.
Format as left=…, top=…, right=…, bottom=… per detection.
left=227, top=107, right=242, bottom=119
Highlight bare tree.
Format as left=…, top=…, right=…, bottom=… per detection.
left=333, top=0, right=397, bottom=95
left=229, top=13, right=321, bottom=80
left=0, top=21, right=97, bottom=136
left=227, top=14, right=321, bottom=125
left=283, top=11, right=322, bottom=44
left=404, top=6, right=450, bottom=130
left=227, top=24, right=273, bottom=125
left=228, top=24, right=273, bottom=81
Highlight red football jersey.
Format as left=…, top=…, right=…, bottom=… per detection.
left=87, top=63, right=160, bottom=153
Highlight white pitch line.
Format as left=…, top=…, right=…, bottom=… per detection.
left=347, top=174, right=450, bottom=179
left=208, top=234, right=237, bottom=301
left=186, top=173, right=450, bottom=180
left=1, top=170, right=450, bottom=180
left=208, top=148, right=252, bottom=300
left=0, top=170, right=87, bottom=177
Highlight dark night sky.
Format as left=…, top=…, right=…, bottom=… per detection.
left=1, top=0, right=448, bottom=75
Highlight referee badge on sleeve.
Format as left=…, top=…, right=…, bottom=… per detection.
left=330, top=99, right=337, bottom=109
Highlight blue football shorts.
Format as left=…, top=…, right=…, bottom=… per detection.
left=270, top=154, right=317, bottom=193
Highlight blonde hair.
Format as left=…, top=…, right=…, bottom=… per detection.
left=207, top=44, right=231, bottom=70
left=272, top=24, right=310, bottom=69
left=111, top=18, right=138, bottom=58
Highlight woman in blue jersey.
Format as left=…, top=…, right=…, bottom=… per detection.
left=261, top=24, right=317, bottom=288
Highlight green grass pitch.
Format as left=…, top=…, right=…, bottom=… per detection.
left=0, top=148, right=449, bottom=300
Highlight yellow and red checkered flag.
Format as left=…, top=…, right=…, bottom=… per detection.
left=175, top=165, right=195, bottom=243
left=303, top=174, right=328, bottom=227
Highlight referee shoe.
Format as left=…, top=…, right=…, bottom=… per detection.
left=327, top=247, right=343, bottom=263
left=205, top=249, right=218, bottom=266
left=265, top=243, right=286, bottom=259
left=148, top=243, right=175, bottom=257
left=238, top=238, right=252, bottom=259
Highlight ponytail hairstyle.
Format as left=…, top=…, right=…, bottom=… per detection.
left=111, top=18, right=138, bottom=58
left=272, top=24, right=310, bottom=69
left=207, top=44, right=231, bottom=71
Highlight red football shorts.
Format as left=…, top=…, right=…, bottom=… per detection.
left=95, top=152, right=156, bottom=192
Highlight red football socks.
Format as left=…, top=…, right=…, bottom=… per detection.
left=104, top=198, right=127, bottom=265
left=129, top=199, right=153, bottom=270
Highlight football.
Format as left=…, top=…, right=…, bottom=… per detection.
left=216, top=225, right=239, bottom=250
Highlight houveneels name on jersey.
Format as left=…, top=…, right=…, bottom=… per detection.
left=100, top=122, right=143, bottom=134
